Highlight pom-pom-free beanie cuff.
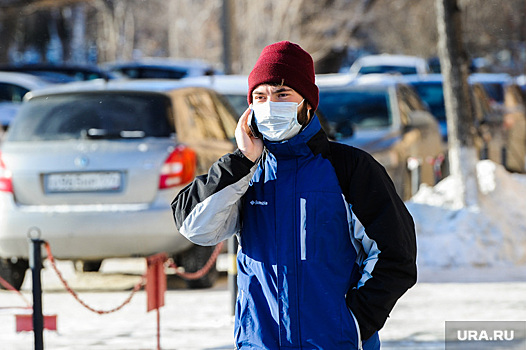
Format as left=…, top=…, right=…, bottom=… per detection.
left=248, top=41, right=319, bottom=111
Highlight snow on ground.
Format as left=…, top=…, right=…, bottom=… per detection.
left=407, top=160, right=526, bottom=271
left=1, top=160, right=525, bottom=349
left=2, top=276, right=525, bottom=349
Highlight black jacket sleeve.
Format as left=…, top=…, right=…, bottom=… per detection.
left=330, top=142, right=417, bottom=340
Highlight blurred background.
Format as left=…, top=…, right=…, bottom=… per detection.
left=0, top=0, right=525, bottom=75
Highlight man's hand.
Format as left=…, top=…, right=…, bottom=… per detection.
left=235, top=108, right=264, bottom=162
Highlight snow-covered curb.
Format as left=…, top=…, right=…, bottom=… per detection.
left=406, top=160, right=526, bottom=268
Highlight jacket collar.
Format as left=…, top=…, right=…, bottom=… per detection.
left=263, top=115, right=326, bottom=158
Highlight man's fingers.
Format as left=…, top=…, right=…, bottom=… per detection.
left=238, top=108, right=254, bottom=138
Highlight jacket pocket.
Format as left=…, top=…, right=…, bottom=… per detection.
left=299, top=192, right=354, bottom=262
left=340, top=301, right=363, bottom=350
left=349, top=308, right=363, bottom=350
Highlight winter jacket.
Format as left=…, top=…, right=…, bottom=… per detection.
left=172, top=116, right=417, bottom=349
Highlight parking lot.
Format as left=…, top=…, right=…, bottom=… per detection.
left=1, top=259, right=526, bottom=350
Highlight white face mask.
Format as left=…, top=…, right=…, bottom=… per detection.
left=251, top=100, right=304, bottom=141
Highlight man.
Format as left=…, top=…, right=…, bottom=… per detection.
left=172, top=41, right=417, bottom=349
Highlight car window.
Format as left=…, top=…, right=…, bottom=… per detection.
left=318, top=89, right=392, bottom=139
left=223, top=94, right=248, bottom=118
left=411, top=82, right=446, bottom=121
left=402, top=86, right=427, bottom=111
left=117, top=67, right=187, bottom=80
left=175, top=89, right=235, bottom=141
left=210, top=93, right=238, bottom=140
left=359, top=65, right=418, bottom=75
left=480, top=82, right=504, bottom=104
left=6, top=92, right=173, bottom=141
left=20, top=71, right=76, bottom=83
left=0, top=83, right=30, bottom=103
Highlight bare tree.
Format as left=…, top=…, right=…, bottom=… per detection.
left=436, top=0, right=478, bottom=208
left=2, top=0, right=526, bottom=74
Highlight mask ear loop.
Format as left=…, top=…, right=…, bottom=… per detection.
left=298, top=107, right=313, bottom=134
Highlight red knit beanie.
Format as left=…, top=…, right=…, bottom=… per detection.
left=248, top=41, right=319, bottom=111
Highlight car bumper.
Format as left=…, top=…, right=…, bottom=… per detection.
left=0, top=194, right=192, bottom=260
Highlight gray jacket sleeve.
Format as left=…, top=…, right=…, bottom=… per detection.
left=171, top=149, right=257, bottom=246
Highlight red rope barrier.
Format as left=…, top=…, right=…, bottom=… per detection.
left=44, top=242, right=145, bottom=315
left=0, top=275, right=32, bottom=308
left=43, top=240, right=223, bottom=314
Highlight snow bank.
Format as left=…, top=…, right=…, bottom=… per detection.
left=406, top=160, right=526, bottom=268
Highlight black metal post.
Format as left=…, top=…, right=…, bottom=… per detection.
left=30, top=238, right=44, bottom=350
left=227, top=236, right=238, bottom=316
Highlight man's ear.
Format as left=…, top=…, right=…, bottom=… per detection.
left=306, top=103, right=313, bottom=120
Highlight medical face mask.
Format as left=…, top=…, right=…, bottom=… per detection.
left=251, top=100, right=304, bottom=141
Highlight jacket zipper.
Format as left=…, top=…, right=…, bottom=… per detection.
left=300, top=198, right=307, bottom=260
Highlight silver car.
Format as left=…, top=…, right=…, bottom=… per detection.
left=0, top=79, right=237, bottom=289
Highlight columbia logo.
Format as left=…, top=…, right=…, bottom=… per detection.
left=250, top=200, right=268, bottom=206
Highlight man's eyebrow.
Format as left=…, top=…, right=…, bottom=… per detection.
left=273, top=87, right=293, bottom=93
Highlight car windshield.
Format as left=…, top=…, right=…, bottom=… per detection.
left=318, top=89, right=392, bottom=139
left=7, top=92, right=173, bottom=141
left=410, top=82, right=446, bottom=121
left=117, top=67, right=187, bottom=80
left=359, top=65, right=418, bottom=75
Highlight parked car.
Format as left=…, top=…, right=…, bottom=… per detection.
left=348, top=54, right=430, bottom=77
left=402, top=74, right=449, bottom=141
left=181, top=75, right=249, bottom=117
left=317, top=74, right=444, bottom=200
left=104, top=58, right=222, bottom=80
left=468, top=73, right=513, bottom=108
left=0, top=71, right=51, bottom=133
left=470, top=81, right=506, bottom=164
left=0, top=79, right=238, bottom=290
left=0, top=63, right=116, bottom=83
left=404, top=74, right=508, bottom=171
left=469, top=73, right=526, bottom=172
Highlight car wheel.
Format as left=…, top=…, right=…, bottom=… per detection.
left=178, top=245, right=218, bottom=289
left=0, top=258, right=29, bottom=291
left=82, top=260, right=103, bottom=272
left=74, top=260, right=103, bottom=272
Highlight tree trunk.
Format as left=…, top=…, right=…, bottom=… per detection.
left=436, top=0, right=479, bottom=208
left=221, top=0, right=233, bottom=74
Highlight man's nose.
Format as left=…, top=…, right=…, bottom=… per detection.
left=268, top=95, right=279, bottom=102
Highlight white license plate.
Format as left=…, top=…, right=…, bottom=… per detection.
left=45, top=172, right=122, bottom=193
